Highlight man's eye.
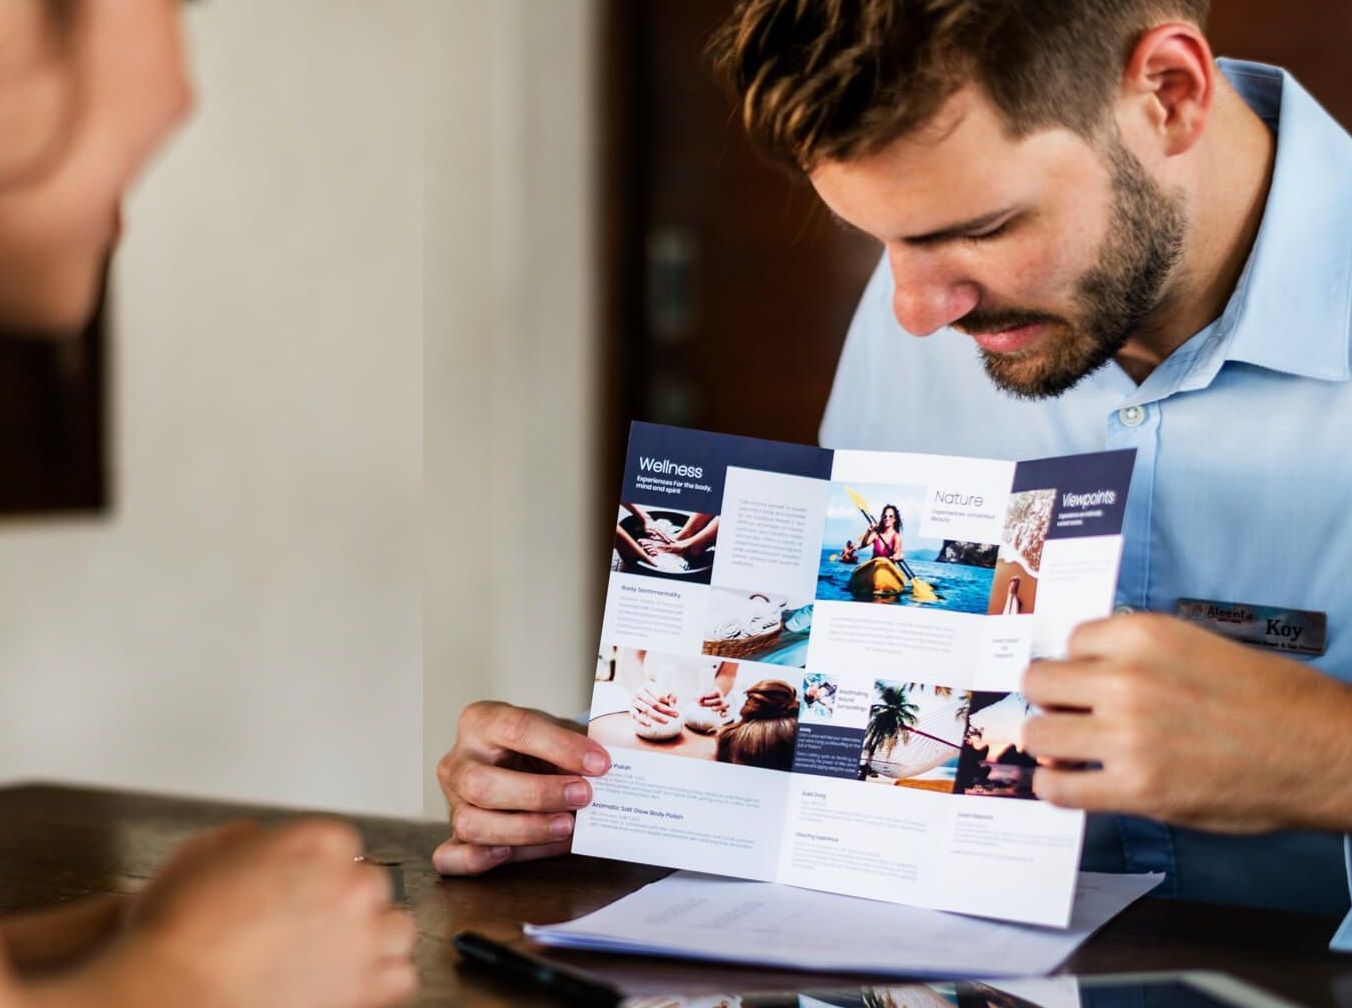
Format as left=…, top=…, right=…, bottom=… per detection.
left=964, top=220, right=1013, bottom=242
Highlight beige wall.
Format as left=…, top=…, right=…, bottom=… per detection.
left=0, top=2, right=424, bottom=817
left=424, top=0, right=599, bottom=814
left=0, top=0, right=599, bottom=820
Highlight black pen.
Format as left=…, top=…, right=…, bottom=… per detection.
left=452, top=930, right=625, bottom=1007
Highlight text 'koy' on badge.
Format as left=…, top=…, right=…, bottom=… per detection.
left=1175, top=598, right=1327, bottom=656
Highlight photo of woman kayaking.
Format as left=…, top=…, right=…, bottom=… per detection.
left=862, top=503, right=905, bottom=561
left=816, top=482, right=997, bottom=615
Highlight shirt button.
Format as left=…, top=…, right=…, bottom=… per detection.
left=1118, top=405, right=1146, bottom=428
left=1114, top=604, right=1136, bottom=615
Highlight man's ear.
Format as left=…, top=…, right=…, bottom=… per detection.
left=1116, top=23, right=1215, bottom=158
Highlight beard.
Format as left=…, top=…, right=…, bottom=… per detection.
left=960, top=141, right=1186, bottom=400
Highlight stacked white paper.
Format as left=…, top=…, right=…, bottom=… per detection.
left=526, top=870, right=1161, bottom=978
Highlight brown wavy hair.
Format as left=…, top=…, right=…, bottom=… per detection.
left=716, top=679, right=799, bottom=771
left=708, top=0, right=1211, bottom=172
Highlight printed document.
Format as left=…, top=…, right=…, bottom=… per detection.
left=527, top=870, right=1162, bottom=977
left=578, top=423, right=1135, bottom=926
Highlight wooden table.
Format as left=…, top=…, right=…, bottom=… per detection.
left=0, top=783, right=1348, bottom=1008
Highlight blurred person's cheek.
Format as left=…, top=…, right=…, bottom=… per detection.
left=0, top=194, right=111, bottom=337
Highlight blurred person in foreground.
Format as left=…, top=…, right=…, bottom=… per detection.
left=0, top=2, right=416, bottom=1006
left=434, top=0, right=1352, bottom=949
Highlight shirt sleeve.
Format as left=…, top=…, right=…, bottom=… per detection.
left=818, top=253, right=893, bottom=450
left=1333, top=835, right=1352, bottom=951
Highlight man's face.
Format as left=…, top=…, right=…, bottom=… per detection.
left=0, top=0, right=191, bottom=335
left=809, top=86, right=1186, bottom=399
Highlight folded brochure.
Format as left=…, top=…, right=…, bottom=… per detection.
left=577, top=423, right=1135, bottom=927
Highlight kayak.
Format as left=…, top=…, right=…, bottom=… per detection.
left=847, top=557, right=909, bottom=597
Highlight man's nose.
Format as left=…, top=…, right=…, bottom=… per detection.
left=888, top=251, right=980, bottom=337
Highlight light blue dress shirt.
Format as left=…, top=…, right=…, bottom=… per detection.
left=819, top=60, right=1352, bottom=948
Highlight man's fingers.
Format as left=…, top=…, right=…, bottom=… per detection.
left=503, top=839, right=573, bottom=865
left=1066, top=611, right=1176, bottom=660
left=471, top=703, right=609, bottom=776
left=452, top=762, right=592, bottom=813
left=1021, top=711, right=1104, bottom=763
left=432, top=840, right=512, bottom=876
left=449, top=805, right=575, bottom=847
left=1022, top=658, right=1107, bottom=710
left=1032, top=765, right=1128, bottom=812
left=431, top=839, right=571, bottom=876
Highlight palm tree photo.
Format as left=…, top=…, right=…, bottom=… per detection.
left=861, top=683, right=920, bottom=771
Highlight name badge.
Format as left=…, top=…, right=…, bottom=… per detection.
left=1175, top=598, right=1327, bottom=656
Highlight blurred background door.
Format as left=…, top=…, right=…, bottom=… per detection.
left=598, top=0, right=880, bottom=472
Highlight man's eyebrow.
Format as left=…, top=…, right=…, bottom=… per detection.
left=824, top=206, right=1020, bottom=245
left=901, top=208, right=1018, bottom=246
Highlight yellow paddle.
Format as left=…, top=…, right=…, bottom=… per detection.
left=843, top=486, right=939, bottom=603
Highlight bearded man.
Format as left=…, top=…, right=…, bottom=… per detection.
left=435, top=0, right=1352, bottom=951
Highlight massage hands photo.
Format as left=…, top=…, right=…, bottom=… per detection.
left=639, top=515, right=721, bottom=563
left=699, top=689, right=732, bottom=721
left=625, top=503, right=674, bottom=546
left=1022, top=612, right=1352, bottom=834
left=631, top=683, right=681, bottom=731
left=630, top=684, right=731, bottom=731
left=620, top=651, right=738, bottom=735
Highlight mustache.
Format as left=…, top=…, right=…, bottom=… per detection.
left=953, top=308, right=1066, bottom=335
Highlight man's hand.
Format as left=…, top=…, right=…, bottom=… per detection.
left=1022, top=613, right=1352, bottom=833
left=434, top=702, right=611, bottom=876
left=29, top=819, right=416, bottom=1008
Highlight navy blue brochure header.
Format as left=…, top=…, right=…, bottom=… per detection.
left=1012, top=449, right=1136, bottom=540
left=620, top=421, right=833, bottom=514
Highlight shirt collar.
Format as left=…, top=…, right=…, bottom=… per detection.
left=1209, top=58, right=1352, bottom=383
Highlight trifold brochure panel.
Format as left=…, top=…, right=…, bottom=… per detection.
left=576, top=422, right=1136, bottom=927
